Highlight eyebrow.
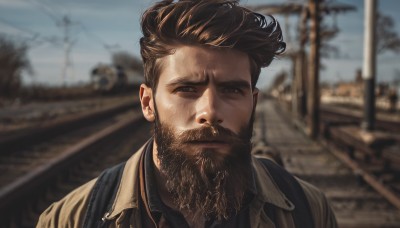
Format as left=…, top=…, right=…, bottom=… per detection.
left=216, top=80, right=251, bottom=90
left=166, top=76, right=209, bottom=87
left=166, top=77, right=250, bottom=89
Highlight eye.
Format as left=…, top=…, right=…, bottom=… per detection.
left=174, top=86, right=196, bottom=93
left=222, top=86, right=243, bottom=94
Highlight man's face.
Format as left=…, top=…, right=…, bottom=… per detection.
left=153, top=45, right=256, bottom=146
left=140, top=45, right=258, bottom=219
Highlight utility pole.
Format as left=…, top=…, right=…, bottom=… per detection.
left=362, top=0, right=377, bottom=131
left=296, top=7, right=308, bottom=119
left=286, top=14, right=298, bottom=118
left=250, top=2, right=354, bottom=132
left=58, top=15, right=76, bottom=86
left=307, top=0, right=321, bottom=139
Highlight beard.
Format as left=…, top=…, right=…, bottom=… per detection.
left=153, top=107, right=254, bottom=221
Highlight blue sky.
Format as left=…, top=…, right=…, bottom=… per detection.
left=0, top=0, right=399, bottom=89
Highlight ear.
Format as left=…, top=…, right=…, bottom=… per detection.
left=139, top=84, right=155, bottom=122
left=252, top=87, right=259, bottom=107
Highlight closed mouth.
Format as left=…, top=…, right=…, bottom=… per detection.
left=185, top=141, right=230, bottom=150
left=186, top=139, right=228, bottom=144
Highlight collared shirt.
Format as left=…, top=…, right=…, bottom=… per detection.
left=139, top=141, right=257, bottom=228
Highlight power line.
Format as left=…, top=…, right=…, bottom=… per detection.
left=26, top=0, right=116, bottom=51
left=24, top=0, right=61, bottom=24
left=22, top=0, right=82, bottom=85
left=14, top=0, right=120, bottom=85
left=78, top=23, right=120, bottom=53
left=23, top=0, right=119, bottom=53
left=0, top=17, right=61, bottom=47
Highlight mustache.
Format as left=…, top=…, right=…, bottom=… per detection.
left=177, top=124, right=245, bottom=144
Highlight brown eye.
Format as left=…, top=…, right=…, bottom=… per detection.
left=222, top=86, right=242, bottom=94
left=175, top=86, right=196, bottom=93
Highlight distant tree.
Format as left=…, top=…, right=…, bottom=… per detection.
left=111, top=51, right=143, bottom=75
left=354, top=68, right=363, bottom=83
left=271, top=71, right=288, bottom=89
left=0, top=36, right=33, bottom=97
left=393, top=69, right=400, bottom=86
left=376, top=12, right=400, bottom=55
left=319, top=23, right=340, bottom=59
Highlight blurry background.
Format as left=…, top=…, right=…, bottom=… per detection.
left=1, top=0, right=400, bottom=227
left=0, top=0, right=399, bottom=91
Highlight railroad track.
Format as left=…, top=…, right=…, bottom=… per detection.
left=259, top=99, right=400, bottom=228
left=277, top=100, right=400, bottom=201
left=0, top=96, right=140, bottom=155
left=274, top=98, right=399, bottom=133
left=0, top=101, right=151, bottom=227
left=320, top=104, right=400, bottom=133
left=319, top=104, right=400, bottom=201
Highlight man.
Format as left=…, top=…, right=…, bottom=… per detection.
left=38, top=0, right=337, bottom=227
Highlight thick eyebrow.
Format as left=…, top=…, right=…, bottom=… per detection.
left=166, top=77, right=251, bottom=90
left=217, top=80, right=251, bottom=90
left=166, top=76, right=209, bottom=87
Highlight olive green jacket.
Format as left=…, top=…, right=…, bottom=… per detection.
left=37, top=143, right=337, bottom=228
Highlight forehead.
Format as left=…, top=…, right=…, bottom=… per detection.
left=157, top=45, right=252, bottom=84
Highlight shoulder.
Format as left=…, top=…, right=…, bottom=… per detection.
left=296, top=178, right=338, bottom=228
left=253, top=157, right=337, bottom=227
left=36, top=178, right=97, bottom=228
left=296, top=178, right=326, bottom=205
left=37, top=142, right=148, bottom=228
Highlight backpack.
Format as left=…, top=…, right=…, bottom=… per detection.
left=83, top=158, right=314, bottom=228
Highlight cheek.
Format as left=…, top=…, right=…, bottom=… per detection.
left=233, top=97, right=254, bottom=115
left=222, top=101, right=254, bottom=132
left=155, top=96, right=195, bottom=125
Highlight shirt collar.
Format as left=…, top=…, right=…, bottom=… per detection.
left=104, top=140, right=151, bottom=220
left=251, top=157, right=295, bottom=211
left=143, top=141, right=164, bottom=212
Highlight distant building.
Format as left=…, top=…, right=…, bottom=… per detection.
left=333, top=82, right=363, bottom=97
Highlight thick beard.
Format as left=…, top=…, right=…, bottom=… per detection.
left=154, top=109, right=254, bottom=221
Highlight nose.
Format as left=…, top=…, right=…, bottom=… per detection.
left=195, top=88, right=223, bottom=125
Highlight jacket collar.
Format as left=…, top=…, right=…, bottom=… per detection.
left=104, top=140, right=150, bottom=220
left=251, top=157, right=295, bottom=211
left=105, top=140, right=294, bottom=220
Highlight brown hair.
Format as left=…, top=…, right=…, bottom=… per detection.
left=140, top=0, right=286, bottom=90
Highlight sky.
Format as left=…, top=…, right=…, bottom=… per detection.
left=0, top=0, right=400, bottom=89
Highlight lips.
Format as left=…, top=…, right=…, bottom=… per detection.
left=177, top=125, right=245, bottom=146
left=185, top=138, right=229, bottom=144
left=184, top=140, right=231, bottom=151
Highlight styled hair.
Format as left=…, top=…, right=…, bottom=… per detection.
left=140, top=0, right=286, bottom=90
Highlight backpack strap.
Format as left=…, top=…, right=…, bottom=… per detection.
left=257, top=158, right=315, bottom=228
left=83, top=162, right=126, bottom=228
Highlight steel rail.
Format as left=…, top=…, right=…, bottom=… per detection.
left=0, top=99, right=140, bottom=155
left=320, top=105, right=400, bottom=133
left=321, top=139, right=400, bottom=210
left=0, top=111, right=144, bottom=214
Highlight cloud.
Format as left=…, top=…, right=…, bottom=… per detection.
left=0, top=25, right=26, bottom=36
left=0, top=0, right=30, bottom=9
left=28, top=0, right=148, bottom=19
